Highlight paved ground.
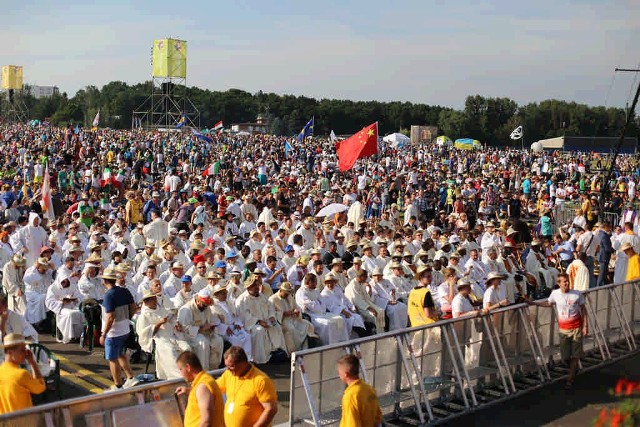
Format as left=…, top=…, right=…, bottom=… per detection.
left=38, top=331, right=638, bottom=426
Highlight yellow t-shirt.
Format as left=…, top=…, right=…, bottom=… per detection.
left=184, top=371, right=224, bottom=427
left=0, top=361, right=46, bottom=414
left=216, top=365, right=277, bottom=427
left=407, top=286, right=436, bottom=327
left=340, top=379, right=382, bottom=427
left=626, top=253, right=640, bottom=282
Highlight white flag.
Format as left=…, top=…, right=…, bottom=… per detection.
left=92, top=110, right=100, bottom=129
left=41, top=165, right=54, bottom=221
left=510, top=125, right=523, bottom=140
left=330, top=130, right=337, bottom=143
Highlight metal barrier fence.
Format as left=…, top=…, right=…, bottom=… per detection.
left=0, top=367, right=224, bottom=427
left=289, top=280, right=640, bottom=426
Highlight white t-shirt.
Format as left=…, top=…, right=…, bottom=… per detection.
left=452, top=293, right=474, bottom=318
left=548, top=289, right=584, bottom=330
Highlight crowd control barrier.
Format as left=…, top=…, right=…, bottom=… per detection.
left=0, top=367, right=224, bottom=427
left=0, top=281, right=637, bottom=426
left=289, top=280, right=640, bottom=426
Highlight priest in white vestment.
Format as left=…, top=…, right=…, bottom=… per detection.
left=235, top=274, right=287, bottom=364
left=177, top=289, right=224, bottom=370
left=269, top=281, right=317, bottom=353
left=17, top=213, right=48, bottom=268
left=45, top=273, right=84, bottom=343
left=319, top=273, right=365, bottom=337
left=369, top=268, right=408, bottom=331
left=295, top=273, right=348, bottom=345
left=210, top=283, right=252, bottom=361
left=345, top=270, right=386, bottom=332
left=22, top=257, right=53, bottom=325
left=2, top=254, right=27, bottom=314
left=136, top=290, right=191, bottom=379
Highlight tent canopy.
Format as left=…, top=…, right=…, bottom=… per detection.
left=383, top=132, right=410, bottom=148
left=436, top=135, right=453, bottom=146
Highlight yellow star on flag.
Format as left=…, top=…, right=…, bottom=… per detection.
left=367, top=129, right=375, bottom=137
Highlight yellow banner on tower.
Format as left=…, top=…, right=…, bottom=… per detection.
left=1, top=65, right=23, bottom=90
left=152, top=39, right=187, bottom=78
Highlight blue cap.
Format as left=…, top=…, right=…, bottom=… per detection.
left=214, top=261, right=227, bottom=268
left=226, top=251, right=238, bottom=259
left=284, top=245, right=294, bottom=253
left=181, top=275, right=192, bottom=283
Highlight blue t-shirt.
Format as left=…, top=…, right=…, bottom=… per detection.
left=102, top=287, right=134, bottom=338
left=540, top=216, right=553, bottom=236
left=522, top=179, right=531, bottom=194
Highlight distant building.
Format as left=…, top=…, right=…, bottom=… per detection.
left=230, top=114, right=268, bottom=135
left=28, top=85, right=59, bottom=99
left=536, top=136, right=638, bottom=154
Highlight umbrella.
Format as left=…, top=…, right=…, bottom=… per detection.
left=316, top=203, right=348, bottom=217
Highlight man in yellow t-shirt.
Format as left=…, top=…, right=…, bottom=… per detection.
left=622, top=242, right=640, bottom=281
left=337, top=354, right=382, bottom=427
left=175, top=351, right=224, bottom=427
left=0, top=333, right=46, bottom=414
left=216, top=346, right=277, bottom=427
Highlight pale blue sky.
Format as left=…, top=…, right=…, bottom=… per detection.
left=2, top=0, right=639, bottom=108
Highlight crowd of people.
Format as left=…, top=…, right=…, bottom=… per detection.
left=0, top=119, right=639, bottom=417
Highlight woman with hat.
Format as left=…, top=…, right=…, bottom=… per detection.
left=452, top=279, right=487, bottom=319
left=0, top=333, right=46, bottom=414
left=2, top=254, right=27, bottom=314
left=407, top=265, right=438, bottom=327
left=269, top=282, right=317, bottom=353
left=482, top=272, right=509, bottom=311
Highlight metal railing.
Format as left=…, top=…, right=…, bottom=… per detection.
left=289, top=280, right=640, bottom=426
left=0, top=368, right=224, bottom=427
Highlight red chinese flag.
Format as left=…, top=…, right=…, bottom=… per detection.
left=336, top=122, right=378, bottom=172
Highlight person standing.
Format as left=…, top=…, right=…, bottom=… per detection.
left=175, top=351, right=224, bottom=427
left=337, top=354, right=382, bottom=427
left=216, top=346, right=278, bottom=427
left=98, top=267, right=139, bottom=389
left=0, top=333, right=45, bottom=414
left=622, top=242, right=640, bottom=281
left=407, top=266, right=438, bottom=327
left=527, top=273, right=587, bottom=389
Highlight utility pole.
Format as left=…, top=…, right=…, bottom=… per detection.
left=600, top=68, right=640, bottom=219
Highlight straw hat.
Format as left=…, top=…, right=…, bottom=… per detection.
left=2, top=333, right=28, bottom=349
left=116, top=263, right=131, bottom=273
left=99, top=267, right=118, bottom=280
left=149, top=254, right=163, bottom=264
left=457, top=278, right=473, bottom=289
left=36, top=257, right=50, bottom=268
left=486, top=271, right=507, bottom=282
left=414, top=265, right=431, bottom=280
left=141, top=289, right=157, bottom=301
left=212, top=283, right=228, bottom=294
left=621, top=242, right=635, bottom=252
left=278, top=282, right=294, bottom=293
left=206, top=271, right=221, bottom=280
left=11, top=254, right=26, bottom=267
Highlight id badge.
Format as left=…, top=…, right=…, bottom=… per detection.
left=227, top=402, right=234, bottom=414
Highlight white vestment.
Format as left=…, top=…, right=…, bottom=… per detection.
left=17, top=213, right=48, bottom=267
left=22, top=266, right=52, bottom=324
left=319, top=286, right=366, bottom=337
left=344, top=279, right=386, bottom=332
left=45, top=277, right=84, bottom=343
left=177, top=298, right=224, bottom=370
left=612, top=232, right=640, bottom=283
left=136, top=304, right=191, bottom=379
left=295, top=286, right=348, bottom=345
left=235, top=291, right=287, bottom=364
left=211, top=300, right=253, bottom=361
left=269, top=292, right=316, bottom=353
left=368, top=279, right=408, bottom=331
left=2, top=263, right=27, bottom=314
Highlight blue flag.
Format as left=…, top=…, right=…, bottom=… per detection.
left=192, top=128, right=213, bottom=143
left=297, top=116, right=314, bottom=142
left=284, top=141, right=293, bottom=155
left=176, top=114, right=187, bottom=129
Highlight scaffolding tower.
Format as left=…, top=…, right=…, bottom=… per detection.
left=0, top=90, right=28, bottom=123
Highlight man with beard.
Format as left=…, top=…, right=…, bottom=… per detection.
left=45, top=273, right=83, bottom=343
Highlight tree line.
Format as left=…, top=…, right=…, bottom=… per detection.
left=13, top=81, right=640, bottom=145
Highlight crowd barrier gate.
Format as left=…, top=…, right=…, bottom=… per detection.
left=0, top=281, right=637, bottom=426
left=289, top=280, right=639, bottom=426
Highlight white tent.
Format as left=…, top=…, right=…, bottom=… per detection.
left=382, top=133, right=410, bottom=148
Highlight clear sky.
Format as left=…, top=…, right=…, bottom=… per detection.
left=2, top=0, right=639, bottom=109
